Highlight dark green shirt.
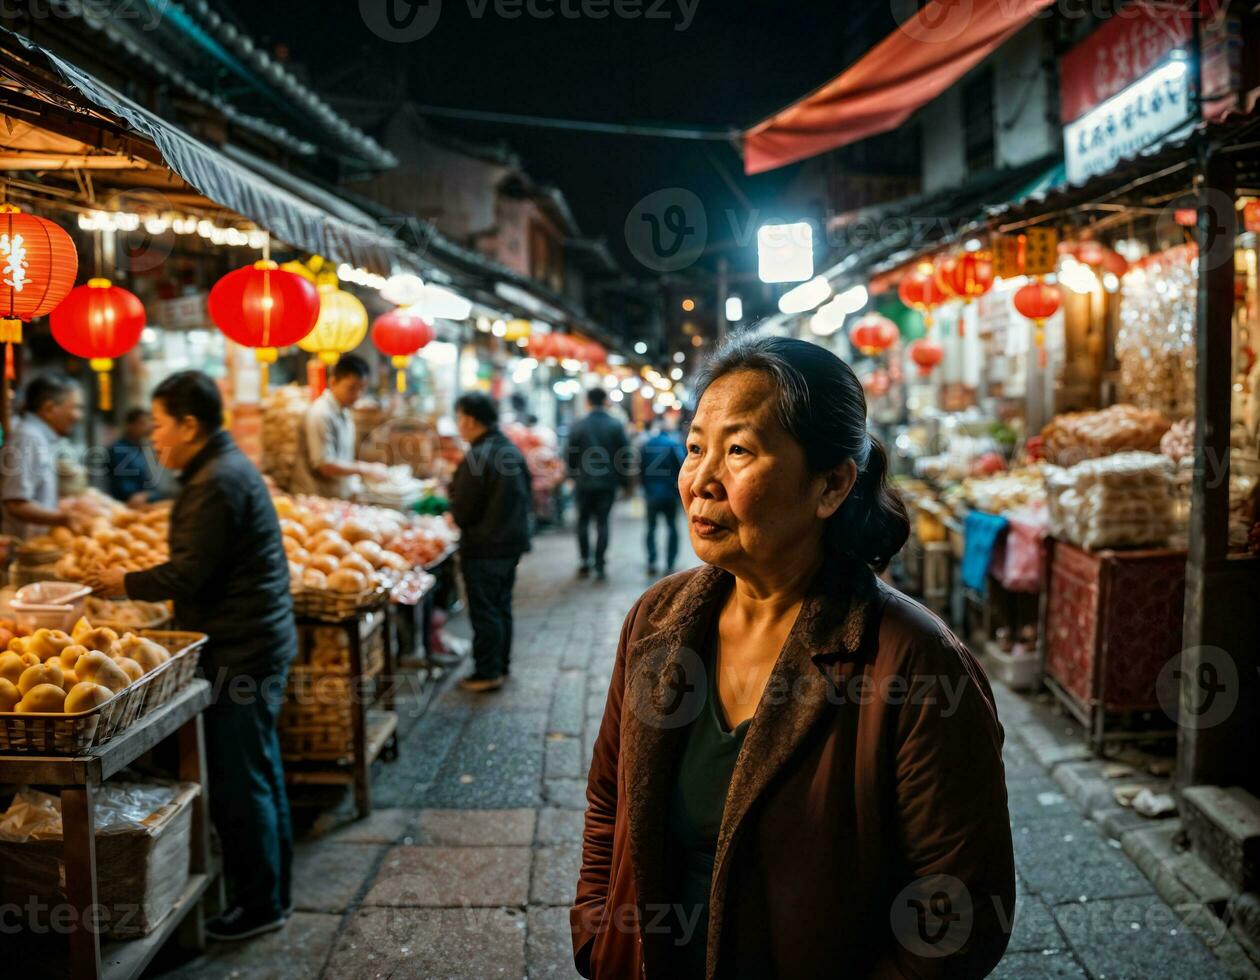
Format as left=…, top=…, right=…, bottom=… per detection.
left=664, top=639, right=752, bottom=978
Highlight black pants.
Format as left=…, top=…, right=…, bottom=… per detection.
left=575, top=487, right=617, bottom=570
left=645, top=496, right=680, bottom=569
left=463, top=556, right=520, bottom=677
left=204, top=666, right=293, bottom=918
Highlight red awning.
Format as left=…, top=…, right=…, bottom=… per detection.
left=743, top=0, right=1057, bottom=175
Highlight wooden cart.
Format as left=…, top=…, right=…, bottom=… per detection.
left=0, top=680, right=213, bottom=980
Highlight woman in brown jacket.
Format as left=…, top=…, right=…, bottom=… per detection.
left=572, top=335, right=1015, bottom=979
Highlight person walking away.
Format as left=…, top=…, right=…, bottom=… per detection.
left=639, top=417, right=685, bottom=576
left=1, top=374, right=87, bottom=539
left=449, top=393, right=532, bottom=692
left=107, top=407, right=162, bottom=506
left=565, top=388, right=630, bottom=581
left=85, top=371, right=297, bottom=941
left=289, top=353, right=387, bottom=497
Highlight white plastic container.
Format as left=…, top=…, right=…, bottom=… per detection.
left=11, top=582, right=92, bottom=633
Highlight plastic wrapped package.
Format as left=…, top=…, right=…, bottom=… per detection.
left=0, top=781, right=198, bottom=941
left=1043, top=451, right=1175, bottom=550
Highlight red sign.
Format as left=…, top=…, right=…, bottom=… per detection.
left=1245, top=202, right=1260, bottom=234
left=1060, top=2, right=1196, bottom=124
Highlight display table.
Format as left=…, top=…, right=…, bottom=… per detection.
left=0, top=680, right=213, bottom=980
left=1040, top=538, right=1186, bottom=752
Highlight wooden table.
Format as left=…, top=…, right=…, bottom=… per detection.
left=0, top=680, right=213, bottom=980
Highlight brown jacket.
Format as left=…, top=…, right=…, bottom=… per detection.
left=572, top=557, right=1015, bottom=979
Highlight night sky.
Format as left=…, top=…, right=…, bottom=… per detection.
left=219, top=0, right=894, bottom=286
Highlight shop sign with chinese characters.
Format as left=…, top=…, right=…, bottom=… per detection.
left=1064, top=57, right=1194, bottom=184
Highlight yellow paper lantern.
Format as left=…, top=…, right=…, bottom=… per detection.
left=504, top=318, right=532, bottom=342
left=299, top=283, right=368, bottom=366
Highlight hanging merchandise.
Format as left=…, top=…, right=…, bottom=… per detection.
left=504, top=319, right=532, bottom=342
left=908, top=336, right=944, bottom=377
left=299, top=273, right=369, bottom=394
left=1012, top=279, right=1062, bottom=363
left=897, top=261, right=948, bottom=331
left=0, top=204, right=79, bottom=381
left=371, top=308, right=435, bottom=392
left=935, top=251, right=995, bottom=336
left=49, top=279, right=145, bottom=410
left=208, top=260, right=321, bottom=392
left=1116, top=246, right=1197, bottom=419
left=849, top=313, right=899, bottom=356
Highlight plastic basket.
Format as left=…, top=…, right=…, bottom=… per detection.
left=10, top=582, right=92, bottom=633
left=0, top=630, right=207, bottom=754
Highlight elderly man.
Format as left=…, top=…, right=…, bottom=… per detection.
left=290, top=354, right=386, bottom=497
left=1, top=374, right=84, bottom=539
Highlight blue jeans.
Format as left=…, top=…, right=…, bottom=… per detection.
left=204, top=667, right=293, bottom=917
left=645, top=497, right=680, bottom=569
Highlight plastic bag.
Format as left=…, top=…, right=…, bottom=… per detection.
left=0, top=782, right=182, bottom=842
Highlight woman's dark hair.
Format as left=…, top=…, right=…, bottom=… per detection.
left=332, top=353, right=371, bottom=381
left=695, top=334, right=909, bottom=571
left=455, top=392, right=498, bottom=427
left=152, top=371, right=223, bottom=435
left=22, top=374, right=77, bottom=415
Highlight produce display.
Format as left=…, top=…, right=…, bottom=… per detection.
left=958, top=468, right=1046, bottom=514
left=275, top=495, right=456, bottom=598
left=0, top=618, right=170, bottom=714
left=1040, top=405, right=1171, bottom=467
left=1044, top=452, right=1175, bottom=550
left=84, top=597, right=170, bottom=628
left=261, top=385, right=309, bottom=492
left=50, top=505, right=171, bottom=582
left=503, top=422, right=567, bottom=517
left=1160, top=419, right=1194, bottom=464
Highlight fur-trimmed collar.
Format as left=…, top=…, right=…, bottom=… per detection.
left=619, top=555, right=881, bottom=978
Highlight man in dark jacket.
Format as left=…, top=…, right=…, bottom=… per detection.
left=564, top=388, right=630, bottom=581
left=86, top=371, right=296, bottom=942
left=639, top=417, right=686, bottom=576
left=449, top=392, right=532, bottom=692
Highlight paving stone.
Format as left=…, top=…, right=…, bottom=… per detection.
left=548, top=670, right=586, bottom=735
left=1053, top=895, right=1231, bottom=979
left=532, top=843, right=582, bottom=906
left=1007, top=895, right=1068, bottom=953
left=422, top=713, right=546, bottom=808
left=1013, top=816, right=1156, bottom=905
left=545, top=736, right=583, bottom=779
left=370, top=710, right=466, bottom=808
left=326, top=906, right=526, bottom=979
left=290, top=841, right=387, bottom=913
left=1006, top=776, right=1076, bottom=822
left=528, top=905, right=583, bottom=980
left=544, top=778, right=590, bottom=810
left=417, top=808, right=536, bottom=846
left=363, top=845, right=531, bottom=907
left=313, top=807, right=420, bottom=845
left=537, top=807, right=586, bottom=844
left=150, top=912, right=342, bottom=980
left=988, top=951, right=1089, bottom=979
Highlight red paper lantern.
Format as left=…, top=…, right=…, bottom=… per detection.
left=208, top=260, right=320, bottom=390
left=1063, top=239, right=1129, bottom=278
left=371, top=308, right=434, bottom=392
left=897, top=261, right=948, bottom=328
left=908, top=337, right=944, bottom=377
left=0, top=204, right=78, bottom=381
left=936, top=251, right=994, bottom=337
left=849, top=313, right=899, bottom=357
left=50, top=278, right=145, bottom=410
left=1013, top=279, right=1062, bottom=363
left=864, top=369, right=890, bottom=398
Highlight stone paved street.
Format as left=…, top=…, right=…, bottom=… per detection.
left=156, top=505, right=1243, bottom=980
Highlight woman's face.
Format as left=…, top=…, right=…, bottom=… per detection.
left=680, top=370, right=851, bottom=577
left=150, top=400, right=204, bottom=470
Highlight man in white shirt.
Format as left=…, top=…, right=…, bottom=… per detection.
left=1, top=374, right=85, bottom=539
left=290, top=354, right=386, bottom=497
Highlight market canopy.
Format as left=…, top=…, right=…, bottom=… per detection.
left=0, top=26, right=405, bottom=275
left=742, top=0, right=1057, bottom=175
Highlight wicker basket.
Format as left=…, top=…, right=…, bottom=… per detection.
left=293, top=583, right=387, bottom=622
left=279, top=619, right=385, bottom=762
left=0, top=630, right=207, bottom=755
left=84, top=598, right=173, bottom=634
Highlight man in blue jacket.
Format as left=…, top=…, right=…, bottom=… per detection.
left=639, top=417, right=686, bottom=576
left=564, top=388, right=631, bottom=581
